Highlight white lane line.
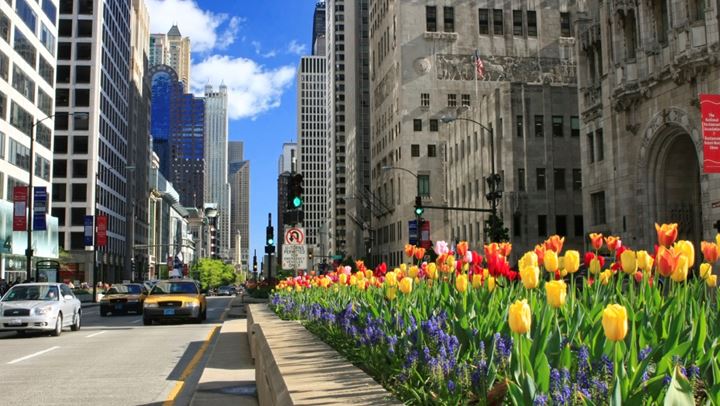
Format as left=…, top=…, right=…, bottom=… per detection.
left=130, top=319, right=142, bottom=324
left=7, top=346, right=60, bottom=365
left=85, top=331, right=106, bottom=338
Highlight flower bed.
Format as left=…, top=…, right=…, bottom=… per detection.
left=271, top=224, right=720, bottom=405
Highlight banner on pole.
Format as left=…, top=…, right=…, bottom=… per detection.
left=701, top=94, right=720, bottom=173
left=96, top=215, right=108, bottom=247
left=33, top=187, right=47, bottom=231
left=12, top=186, right=27, bottom=231
left=84, top=215, right=94, bottom=246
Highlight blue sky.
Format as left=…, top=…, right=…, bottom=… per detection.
left=145, top=0, right=316, bottom=266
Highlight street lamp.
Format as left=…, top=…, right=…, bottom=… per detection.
left=441, top=114, right=508, bottom=242
left=26, top=112, right=88, bottom=281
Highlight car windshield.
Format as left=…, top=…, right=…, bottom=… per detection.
left=150, top=282, right=198, bottom=295
left=106, top=285, right=143, bottom=295
left=2, top=285, right=60, bottom=302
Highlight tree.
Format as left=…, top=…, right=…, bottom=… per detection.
left=193, top=258, right=236, bottom=289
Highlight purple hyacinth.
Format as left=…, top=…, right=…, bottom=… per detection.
left=639, top=346, right=652, bottom=362
left=663, top=374, right=672, bottom=386
left=447, top=379, right=456, bottom=393
left=601, top=355, right=614, bottom=376
left=534, top=394, right=548, bottom=405
left=688, top=365, right=700, bottom=380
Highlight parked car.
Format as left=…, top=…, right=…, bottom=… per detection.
left=0, top=283, right=81, bottom=336
left=216, top=286, right=236, bottom=296
left=100, top=283, right=146, bottom=316
left=142, top=280, right=206, bottom=325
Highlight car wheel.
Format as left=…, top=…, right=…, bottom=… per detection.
left=51, top=314, right=62, bottom=337
left=143, top=317, right=152, bottom=326
left=71, top=312, right=81, bottom=331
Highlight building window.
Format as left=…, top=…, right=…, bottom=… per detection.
left=57, top=65, right=70, bottom=83
left=596, top=129, right=604, bottom=161
left=0, top=93, right=5, bottom=121
left=534, top=115, right=543, bottom=137
left=13, top=28, right=36, bottom=69
left=552, top=116, right=564, bottom=137
left=536, top=168, right=546, bottom=191
left=428, top=144, right=437, bottom=157
left=478, top=9, right=489, bottom=35
left=78, top=0, right=94, bottom=14
left=39, top=56, right=54, bottom=86
left=58, top=18, right=71, bottom=37
left=443, top=6, right=454, bottom=32
left=74, top=89, right=89, bottom=106
left=654, top=1, right=668, bottom=45
left=574, top=215, right=584, bottom=237
left=411, top=144, right=420, bottom=157
left=527, top=10, right=537, bottom=37
left=72, top=159, right=87, bottom=177
left=55, top=136, right=68, bottom=154
left=71, top=183, right=86, bottom=201
left=429, top=119, right=438, bottom=132
left=9, top=138, right=30, bottom=171
left=572, top=169, right=582, bottom=191
left=58, top=42, right=71, bottom=59
left=538, top=215, right=547, bottom=237
left=53, top=159, right=66, bottom=178
left=73, top=136, right=88, bottom=153
left=493, top=9, right=504, bottom=35
left=556, top=215, right=567, bottom=237
left=515, top=115, right=524, bottom=138
left=413, top=119, right=422, bottom=131
left=0, top=50, right=7, bottom=81
left=513, top=10, right=523, bottom=36
left=74, top=114, right=88, bottom=131
left=518, top=168, right=525, bottom=192
left=571, top=116, right=579, bottom=137
left=560, top=12, right=571, bottom=37
left=76, top=42, right=91, bottom=60
left=513, top=213, right=521, bottom=237
left=447, top=94, right=457, bottom=107
left=77, top=20, right=92, bottom=37
left=689, top=0, right=704, bottom=22
left=0, top=10, right=10, bottom=43
left=417, top=175, right=430, bottom=197
left=52, top=184, right=65, bottom=202
left=35, top=156, right=50, bottom=181
left=591, top=191, right=606, bottom=225
left=10, top=101, right=32, bottom=136
left=624, top=10, right=637, bottom=60
left=554, top=168, right=566, bottom=190
left=42, top=0, right=57, bottom=23
left=75, top=65, right=90, bottom=83
left=0, top=131, right=4, bottom=159
left=71, top=208, right=85, bottom=226
left=426, top=6, right=437, bottom=32
left=587, top=132, right=595, bottom=163
left=16, top=0, right=37, bottom=33
left=37, top=89, right=53, bottom=116
left=39, top=23, right=55, bottom=56
left=420, top=93, right=429, bottom=107
left=36, top=124, right=50, bottom=149
left=12, top=65, right=35, bottom=103
left=461, top=94, right=470, bottom=106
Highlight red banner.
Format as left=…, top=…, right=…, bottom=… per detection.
left=12, top=186, right=27, bottom=231
left=96, top=215, right=108, bottom=247
left=701, top=94, right=720, bottom=173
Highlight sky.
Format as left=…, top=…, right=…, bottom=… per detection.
left=145, top=0, right=316, bottom=266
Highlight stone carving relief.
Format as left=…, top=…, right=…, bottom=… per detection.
left=373, top=65, right=396, bottom=109
left=435, top=54, right=577, bottom=85
left=413, top=57, right=431, bottom=75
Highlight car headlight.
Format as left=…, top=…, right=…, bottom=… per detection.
left=185, top=301, right=200, bottom=308
left=143, top=302, right=158, bottom=308
left=35, top=305, right=54, bottom=315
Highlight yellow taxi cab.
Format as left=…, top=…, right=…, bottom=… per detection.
left=99, top=283, right=147, bottom=316
left=142, top=280, right=206, bottom=325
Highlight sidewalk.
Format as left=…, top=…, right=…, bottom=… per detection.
left=190, top=297, right=258, bottom=406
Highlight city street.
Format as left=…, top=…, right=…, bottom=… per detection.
left=0, top=296, right=233, bottom=406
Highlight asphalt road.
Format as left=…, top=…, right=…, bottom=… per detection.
left=0, top=296, right=233, bottom=406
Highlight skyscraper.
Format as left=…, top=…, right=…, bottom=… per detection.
left=204, top=84, right=231, bottom=260
left=311, top=2, right=326, bottom=56
left=228, top=141, right=249, bottom=268
left=148, top=25, right=191, bottom=93
left=54, top=0, right=131, bottom=282
left=277, top=142, right=297, bottom=262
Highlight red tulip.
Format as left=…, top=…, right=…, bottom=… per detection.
left=655, top=223, right=678, bottom=248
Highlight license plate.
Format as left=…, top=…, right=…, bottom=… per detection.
left=163, top=309, right=175, bottom=316
left=8, top=319, right=22, bottom=326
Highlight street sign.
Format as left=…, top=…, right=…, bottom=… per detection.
left=282, top=244, right=308, bottom=270
left=284, top=227, right=305, bottom=245
left=408, top=220, right=418, bottom=245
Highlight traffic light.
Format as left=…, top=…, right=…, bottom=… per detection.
left=289, top=173, right=304, bottom=209
left=414, top=195, right=424, bottom=216
left=265, top=225, right=275, bottom=254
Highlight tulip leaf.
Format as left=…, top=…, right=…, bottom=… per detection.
left=663, top=366, right=694, bottom=406
left=693, top=306, right=707, bottom=355
left=610, top=374, right=622, bottom=406
left=533, top=352, right=550, bottom=393
left=506, top=381, right=524, bottom=406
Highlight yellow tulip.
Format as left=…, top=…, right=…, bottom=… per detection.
left=286, top=287, right=292, bottom=292
left=508, top=299, right=532, bottom=334
left=707, top=275, right=717, bottom=288
left=636, top=250, right=654, bottom=272
left=487, top=276, right=496, bottom=292
left=589, top=257, right=602, bottom=274
left=357, top=279, right=367, bottom=290
left=544, top=250, right=559, bottom=272
left=295, top=285, right=303, bottom=293
left=483, top=268, right=490, bottom=278
left=716, top=233, right=720, bottom=248
left=564, top=250, right=580, bottom=273
left=471, top=274, right=483, bottom=289
left=620, top=249, right=638, bottom=274
left=446, top=255, right=456, bottom=270
left=671, top=255, right=689, bottom=282
left=386, top=287, right=397, bottom=300
left=399, top=277, right=413, bottom=294
left=599, top=269, right=613, bottom=285
left=385, top=271, right=398, bottom=286
left=427, top=263, right=438, bottom=279
left=408, top=265, right=419, bottom=278
left=602, top=304, right=628, bottom=342
left=365, top=270, right=373, bottom=279
left=545, top=280, right=567, bottom=308
left=320, top=277, right=331, bottom=288
left=339, top=273, right=348, bottom=285
left=674, top=240, right=695, bottom=268
left=700, top=263, right=712, bottom=280
left=519, top=251, right=538, bottom=270
left=455, top=274, right=468, bottom=293
left=520, top=265, right=540, bottom=289
left=349, top=275, right=357, bottom=286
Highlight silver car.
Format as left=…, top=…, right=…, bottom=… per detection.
left=0, top=283, right=82, bottom=336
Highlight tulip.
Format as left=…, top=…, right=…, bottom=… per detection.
left=399, top=263, right=407, bottom=273
left=544, top=235, right=565, bottom=253
left=702, top=242, right=719, bottom=264
left=637, top=250, right=654, bottom=273
left=634, top=271, right=643, bottom=283
left=674, top=240, right=695, bottom=268
left=385, top=271, right=398, bottom=286
left=520, top=265, right=540, bottom=289
left=657, top=247, right=679, bottom=278
left=414, top=247, right=426, bottom=260
left=589, top=257, right=602, bottom=274
left=487, top=276, right=496, bottom=292
left=544, top=250, right=559, bottom=272
left=356, top=271, right=365, bottom=280
left=427, top=262, right=438, bottom=279
left=589, top=233, right=603, bottom=250
left=408, top=265, right=419, bottom=278
left=519, top=251, right=538, bottom=270
left=620, top=249, right=638, bottom=274
left=385, top=287, right=397, bottom=300
left=600, top=269, right=613, bottom=285
left=455, top=274, right=468, bottom=293
left=357, top=279, right=367, bottom=290
left=564, top=250, right=580, bottom=273
left=435, top=240, right=449, bottom=255
left=349, top=275, right=357, bottom=286
left=707, top=275, right=717, bottom=288
left=700, top=263, right=712, bottom=279
left=671, top=255, right=689, bottom=282
left=320, top=277, right=331, bottom=288
left=602, top=304, right=628, bottom=342
left=365, top=270, right=373, bottom=279
left=456, top=241, right=469, bottom=259
left=339, top=273, right=348, bottom=285
left=399, top=277, right=413, bottom=294
left=499, top=242, right=512, bottom=257
left=656, top=223, right=678, bottom=247
left=717, top=234, right=720, bottom=249
left=295, top=285, right=303, bottom=293
left=545, top=280, right=567, bottom=308
left=471, top=274, right=483, bottom=289
left=484, top=243, right=499, bottom=258
left=404, top=244, right=415, bottom=258
left=508, top=299, right=532, bottom=334
left=534, top=245, right=547, bottom=265
left=605, top=236, right=622, bottom=252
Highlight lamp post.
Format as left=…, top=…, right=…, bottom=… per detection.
left=441, top=115, right=508, bottom=242
left=26, top=112, right=88, bottom=281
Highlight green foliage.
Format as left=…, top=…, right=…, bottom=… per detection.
left=192, top=258, right=236, bottom=289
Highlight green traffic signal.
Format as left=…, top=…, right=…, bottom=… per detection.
left=292, top=196, right=303, bottom=208
left=267, top=238, right=274, bottom=245
left=415, top=207, right=424, bottom=216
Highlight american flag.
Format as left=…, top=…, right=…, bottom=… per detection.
left=474, top=50, right=485, bottom=79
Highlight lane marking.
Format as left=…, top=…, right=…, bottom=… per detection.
left=130, top=319, right=142, bottom=324
left=7, top=346, right=60, bottom=365
left=85, top=331, right=106, bottom=338
left=163, top=326, right=219, bottom=406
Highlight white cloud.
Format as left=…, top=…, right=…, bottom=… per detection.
left=287, top=40, right=307, bottom=55
left=146, top=0, right=242, bottom=52
left=192, top=55, right=296, bottom=120
left=250, top=41, right=277, bottom=58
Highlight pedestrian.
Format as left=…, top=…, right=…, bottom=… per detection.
left=0, top=278, right=8, bottom=296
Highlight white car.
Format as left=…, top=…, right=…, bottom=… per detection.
left=0, top=283, right=81, bottom=336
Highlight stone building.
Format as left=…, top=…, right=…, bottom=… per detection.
left=576, top=1, right=720, bottom=249
left=369, top=0, right=583, bottom=264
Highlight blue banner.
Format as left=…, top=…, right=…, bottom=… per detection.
left=408, top=220, right=418, bottom=245
left=33, top=187, right=47, bottom=231
left=84, top=215, right=94, bottom=246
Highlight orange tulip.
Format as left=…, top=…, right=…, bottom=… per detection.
left=589, top=233, right=603, bottom=251
left=499, top=242, right=512, bottom=257
left=702, top=241, right=719, bottom=264
left=605, top=236, right=622, bottom=252
left=404, top=244, right=415, bottom=258
left=456, top=241, right=469, bottom=259
left=534, top=244, right=546, bottom=265
left=484, top=243, right=499, bottom=258
left=544, top=235, right=565, bottom=253
left=657, top=246, right=681, bottom=278
left=655, top=223, right=678, bottom=247
left=414, top=247, right=426, bottom=260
